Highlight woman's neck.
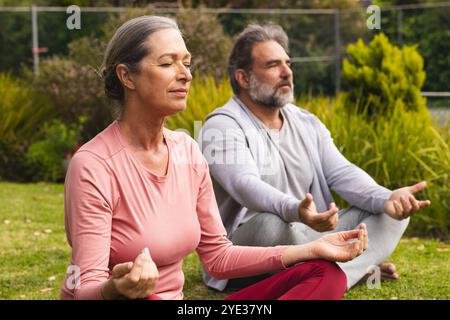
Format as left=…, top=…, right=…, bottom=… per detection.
left=118, top=100, right=166, bottom=151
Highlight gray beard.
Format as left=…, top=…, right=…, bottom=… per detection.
left=248, top=73, right=294, bottom=109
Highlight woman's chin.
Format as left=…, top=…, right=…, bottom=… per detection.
left=166, top=103, right=187, bottom=116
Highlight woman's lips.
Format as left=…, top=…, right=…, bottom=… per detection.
left=169, top=89, right=188, bottom=98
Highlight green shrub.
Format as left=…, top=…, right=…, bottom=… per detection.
left=24, top=120, right=81, bottom=182
left=67, top=36, right=106, bottom=68
left=0, top=73, right=54, bottom=181
left=23, top=55, right=113, bottom=143
left=343, top=33, right=427, bottom=118
left=0, top=74, right=53, bottom=144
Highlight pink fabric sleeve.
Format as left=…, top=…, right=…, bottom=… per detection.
left=195, top=158, right=289, bottom=280
left=63, top=151, right=115, bottom=300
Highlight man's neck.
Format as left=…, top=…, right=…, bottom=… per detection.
left=237, top=92, right=283, bottom=130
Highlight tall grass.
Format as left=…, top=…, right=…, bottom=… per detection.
left=0, top=73, right=55, bottom=181
left=165, top=76, right=449, bottom=238
left=0, top=74, right=53, bottom=143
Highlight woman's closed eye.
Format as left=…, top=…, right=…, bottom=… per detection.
left=160, top=62, right=192, bottom=71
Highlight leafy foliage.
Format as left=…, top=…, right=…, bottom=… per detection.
left=343, top=33, right=427, bottom=118
left=25, top=120, right=81, bottom=182
left=23, top=52, right=113, bottom=143
left=0, top=74, right=54, bottom=181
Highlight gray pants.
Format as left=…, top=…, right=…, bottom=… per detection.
left=230, top=206, right=409, bottom=289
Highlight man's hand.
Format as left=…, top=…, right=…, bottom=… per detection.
left=312, top=223, right=368, bottom=263
left=384, top=181, right=431, bottom=220
left=299, top=193, right=339, bottom=232
left=109, top=248, right=159, bottom=299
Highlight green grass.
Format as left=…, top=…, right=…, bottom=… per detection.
left=0, top=182, right=448, bottom=300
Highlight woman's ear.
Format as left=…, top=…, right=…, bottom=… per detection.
left=235, top=69, right=250, bottom=90
left=116, top=64, right=136, bottom=91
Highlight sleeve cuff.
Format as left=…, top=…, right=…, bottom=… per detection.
left=283, top=198, right=301, bottom=223
left=276, top=246, right=290, bottom=270
left=373, top=188, right=393, bottom=214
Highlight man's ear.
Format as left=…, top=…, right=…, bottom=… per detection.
left=235, top=69, right=250, bottom=90
left=116, top=64, right=136, bottom=91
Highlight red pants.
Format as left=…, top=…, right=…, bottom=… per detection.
left=148, top=260, right=347, bottom=300
left=224, top=260, right=347, bottom=300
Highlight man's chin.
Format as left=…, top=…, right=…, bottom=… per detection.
left=275, top=95, right=293, bottom=107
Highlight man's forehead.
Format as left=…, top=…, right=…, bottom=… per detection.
left=251, top=40, right=289, bottom=62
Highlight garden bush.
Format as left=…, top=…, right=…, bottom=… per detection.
left=23, top=55, right=113, bottom=143
left=342, top=33, right=427, bottom=118
left=24, top=120, right=81, bottom=182
left=0, top=73, right=54, bottom=181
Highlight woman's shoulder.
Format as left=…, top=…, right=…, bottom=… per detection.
left=68, top=121, right=125, bottom=176
left=76, top=121, right=125, bottom=161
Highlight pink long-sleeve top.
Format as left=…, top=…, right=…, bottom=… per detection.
left=60, top=121, right=288, bottom=300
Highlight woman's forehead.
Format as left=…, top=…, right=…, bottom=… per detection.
left=146, top=29, right=190, bottom=58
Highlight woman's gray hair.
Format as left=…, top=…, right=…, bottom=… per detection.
left=228, top=24, right=289, bottom=94
left=101, top=15, right=180, bottom=105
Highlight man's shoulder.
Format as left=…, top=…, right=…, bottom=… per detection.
left=206, top=97, right=244, bottom=120
left=284, top=103, right=325, bottom=127
left=203, top=97, right=248, bottom=130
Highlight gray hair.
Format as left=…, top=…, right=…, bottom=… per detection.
left=228, top=24, right=289, bottom=94
left=101, top=16, right=180, bottom=105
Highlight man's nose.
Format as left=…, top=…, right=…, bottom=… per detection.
left=281, top=63, right=293, bottom=79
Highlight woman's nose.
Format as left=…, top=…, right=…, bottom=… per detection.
left=177, top=63, right=193, bottom=82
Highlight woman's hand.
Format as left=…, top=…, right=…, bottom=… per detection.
left=312, top=223, right=368, bottom=263
left=281, top=224, right=368, bottom=267
left=102, top=248, right=159, bottom=299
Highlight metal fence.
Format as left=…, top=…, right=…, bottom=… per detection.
left=0, top=2, right=449, bottom=100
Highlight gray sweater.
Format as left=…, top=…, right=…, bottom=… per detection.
left=197, top=96, right=392, bottom=290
